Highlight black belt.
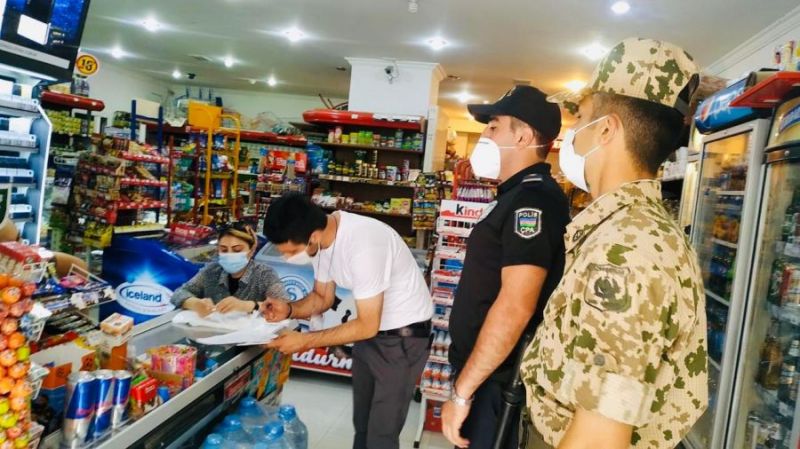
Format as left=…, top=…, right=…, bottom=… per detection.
left=377, top=319, right=431, bottom=338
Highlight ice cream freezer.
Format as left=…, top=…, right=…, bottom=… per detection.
left=38, top=312, right=291, bottom=449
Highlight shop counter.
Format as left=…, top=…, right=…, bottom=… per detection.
left=41, top=312, right=289, bottom=449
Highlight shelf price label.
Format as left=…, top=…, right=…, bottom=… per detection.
left=75, top=53, right=100, bottom=77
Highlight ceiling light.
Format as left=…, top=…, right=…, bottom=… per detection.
left=111, top=46, right=125, bottom=59
left=267, top=76, right=277, bottom=87
left=483, top=100, right=489, bottom=104
left=224, top=56, right=234, bottom=68
left=581, top=42, right=609, bottom=60
left=456, top=91, right=473, bottom=104
left=427, top=37, right=448, bottom=51
left=408, top=0, right=419, bottom=13
left=172, top=69, right=181, bottom=79
left=611, top=1, right=631, bottom=15
left=141, top=17, right=161, bottom=33
left=565, top=80, right=587, bottom=92
left=283, top=27, right=305, bottom=43
left=249, top=79, right=257, bottom=85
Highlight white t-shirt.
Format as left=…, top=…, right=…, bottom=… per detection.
left=313, top=212, right=433, bottom=331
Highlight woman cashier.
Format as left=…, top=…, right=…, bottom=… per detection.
left=172, top=223, right=287, bottom=316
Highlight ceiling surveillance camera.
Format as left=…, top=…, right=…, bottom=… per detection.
left=187, top=73, right=197, bottom=80
left=385, top=66, right=394, bottom=75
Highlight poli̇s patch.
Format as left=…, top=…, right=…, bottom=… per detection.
left=514, top=208, right=542, bottom=239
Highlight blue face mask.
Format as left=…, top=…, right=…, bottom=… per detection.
left=219, top=252, right=250, bottom=274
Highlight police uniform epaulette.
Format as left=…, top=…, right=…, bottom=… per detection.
left=522, top=174, right=543, bottom=188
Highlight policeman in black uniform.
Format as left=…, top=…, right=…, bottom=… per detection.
left=441, top=86, right=571, bottom=449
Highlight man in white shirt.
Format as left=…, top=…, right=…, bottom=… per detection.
left=261, top=193, right=433, bottom=449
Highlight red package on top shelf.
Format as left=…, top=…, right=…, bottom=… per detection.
left=0, top=242, right=41, bottom=265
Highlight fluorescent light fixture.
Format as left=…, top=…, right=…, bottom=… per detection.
left=565, top=80, right=587, bottom=92
left=111, top=46, right=125, bottom=59
left=427, top=37, right=448, bottom=51
left=224, top=56, right=234, bottom=68
left=581, top=42, right=609, bottom=60
left=283, top=27, right=305, bottom=43
left=456, top=91, right=473, bottom=104
left=172, top=69, right=181, bottom=79
left=141, top=17, right=161, bottom=32
left=267, top=76, right=277, bottom=87
left=611, top=1, right=631, bottom=15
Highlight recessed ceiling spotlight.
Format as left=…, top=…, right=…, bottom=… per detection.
left=283, top=27, right=305, bottom=43
left=611, top=1, right=631, bottom=15
left=141, top=17, right=161, bottom=33
left=224, top=56, right=235, bottom=68
left=408, top=0, right=419, bottom=13
left=581, top=42, right=609, bottom=60
left=565, top=80, right=587, bottom=92
left=483, top=100, right=489, bottom=104
left=456, top=91, right=473, bottom=104
left=172, top=69, right=181, bottom=79
left=111, top=46, right=125, bottom=59
left=267, top=76, right=277, bottom=87
left=249, top=79, right=257, bottom=85
left=427, top=37, right=448, bottom=51
left=446, top=75, right=462, bottom=81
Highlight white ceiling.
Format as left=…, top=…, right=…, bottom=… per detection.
left=81, top=0, right=799, bottom=115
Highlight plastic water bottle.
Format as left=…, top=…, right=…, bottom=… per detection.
left=201, top=434, right=224, bottom=449
left=239, top=397, right=268, bottom=436
left=219, top=414, right=255, bottom=449
left=279, top=405, right=308, bottom=449
left=254, top=421, right=290, bottom=449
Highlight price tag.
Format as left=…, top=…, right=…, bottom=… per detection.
left=75, top=53, right=100, bottom=77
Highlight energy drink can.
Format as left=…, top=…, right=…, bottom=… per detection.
left=111, top=370, right=132, bottom=429
left=63, top=372, right=97, bottom=448
left=91, top=370, right=115, bottom=438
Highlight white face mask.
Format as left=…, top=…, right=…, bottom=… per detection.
left=470, top=137, right=549, bottom=180
left=558, top=115, right=607, bottom=192
left=284, top=242, right=317, bottom=265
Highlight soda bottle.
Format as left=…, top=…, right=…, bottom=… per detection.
left=759, top=320, right=784, bottom=390
left=278, top=405, right=308, bottom=449
left=777, top=363, right=796, bottom=403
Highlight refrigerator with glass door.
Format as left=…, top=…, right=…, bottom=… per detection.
left=726, top=95, right=800, bottom=449
left=685, top=118, right=771, bottom=449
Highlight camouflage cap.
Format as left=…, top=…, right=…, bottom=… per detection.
left=549, top=37, right=700, bottom=115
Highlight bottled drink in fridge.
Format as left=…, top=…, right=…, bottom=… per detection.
left=279, top=405, right=308, bottom=449
left=254, top=421, right=290, bottom=449
left=758, top=320, right=783, bottom=390
left=201, top=433, right=224, bottom=449
left=777, top=363, right=797, bottom=403
left=768, top=259, right=788, bottom=306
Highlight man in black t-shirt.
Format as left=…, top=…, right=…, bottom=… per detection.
left=442, top=86, right=570, bottom=449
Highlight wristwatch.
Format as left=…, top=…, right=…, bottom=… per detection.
left=450, top=388, right=473, bottom=407
left=251, top=300, right=259, bottom=312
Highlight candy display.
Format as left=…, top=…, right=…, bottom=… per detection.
left=149, top=345, right=197, bottom=392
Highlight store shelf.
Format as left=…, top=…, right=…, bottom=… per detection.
left=303, top=109, right=424, bottom=131
left=432, top=295, right=454, bottom=307
left=0, top=143, right=39, bottom=154
left=318, top=174, right=415, bottom=188
left=238, top=190, right=251, bottom=196
left=731, top=71, right=800, bottom=109
left=716, top=190, right=746, bottom=197
left=320, top=206, right=411, bottom=219
left=114, top=223, right=166, bottom=234
left=237, top=170, right=259, bottom=177
left=706, top=290, right=730, bottom=307
left=660, top=175, right=685, bottom=182
left=120, top=178, right=168, bottom=187
left=315, top=141, right=424, bottom=155
left=755, top=385, right=794, bottom=418
left=711, top=238, right=738, bottom=249
left=118, top=152, right=170, bottom=164
left=116, top=201, right=166, bottom=210
left=432, top=318, right=449, bottom=330
left=708, top=356, right=721, bottom=372
left=0, top=104, right=40, bottom=119
left=41, top=91, right=105, bottom=111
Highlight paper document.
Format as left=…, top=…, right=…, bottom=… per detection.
left=172, top=310, right=292, bottom=345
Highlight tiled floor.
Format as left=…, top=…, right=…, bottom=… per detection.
left=282, top=370, right=451, bottom=449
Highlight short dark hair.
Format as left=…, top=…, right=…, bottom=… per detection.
left=592, top=92, right=685, bottom=174
left=263, top=193, right=328, bottom=244
left=509, top=117, right=552, bottom=159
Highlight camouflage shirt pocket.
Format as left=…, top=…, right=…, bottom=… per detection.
left=583, top=263, right=633, bottom=313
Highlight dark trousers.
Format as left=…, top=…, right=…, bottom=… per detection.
left=351, top=334, right=429, bottom=449
left=458, top=379, right=520, bottom=449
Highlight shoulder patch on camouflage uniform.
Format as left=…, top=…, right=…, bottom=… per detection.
left=584, top=263, right=632, bottom=313
left=515, top=208, right=542, bottom=239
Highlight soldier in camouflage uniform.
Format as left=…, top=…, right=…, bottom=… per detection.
left=519, top=38, right=708, bottom=449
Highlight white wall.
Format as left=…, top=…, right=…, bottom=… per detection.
left=705, top=4, right=800, bottom=80
left=87, top=63, right=169, bottom=119
left=346, top=58, right=445, bottom=117
left=172, top=86, right=345, bottom=123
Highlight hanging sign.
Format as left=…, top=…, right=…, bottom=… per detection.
left=75, top=53, right=100, bottom=77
